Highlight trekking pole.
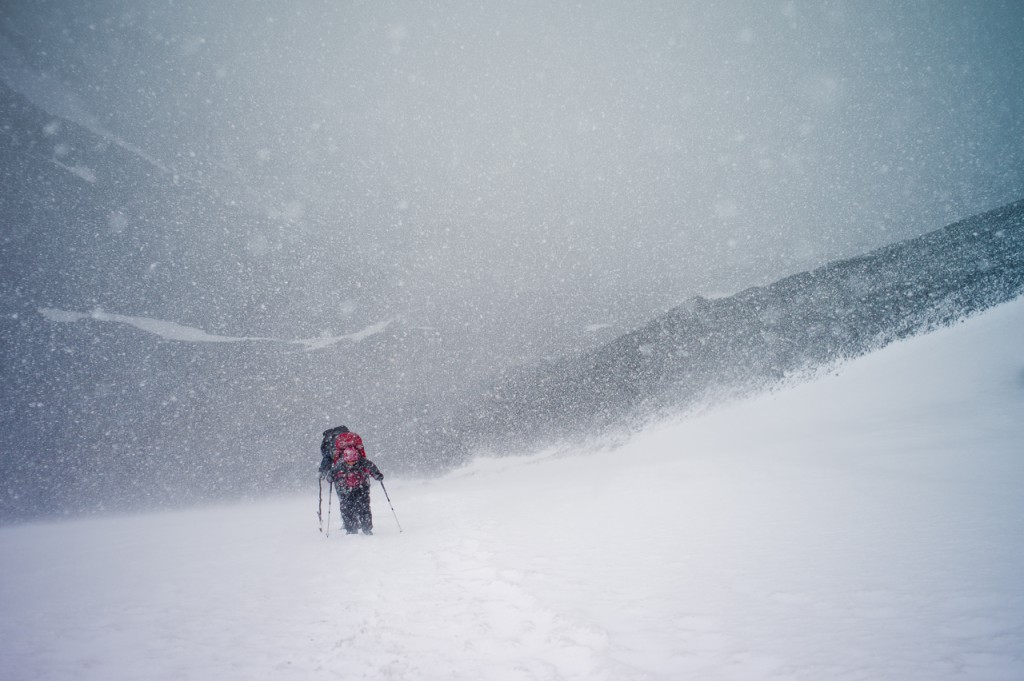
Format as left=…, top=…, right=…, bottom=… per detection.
left=317, top=476, right=324, bottom=532
left=379, top=480, right=403, bottom=533
left=326, top=480, right=333, bottom=537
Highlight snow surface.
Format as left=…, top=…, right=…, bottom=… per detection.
left=4, top=298, right=1024, bottom=680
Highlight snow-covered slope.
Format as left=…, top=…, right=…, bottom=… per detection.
left=3, top=297, right=1023, bottom=681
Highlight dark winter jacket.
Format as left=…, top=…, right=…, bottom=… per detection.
left=318, top=426, right=351, bottom=475
left=327, top=459, right=384, bottom=493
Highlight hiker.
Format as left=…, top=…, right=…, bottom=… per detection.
left=320, top=428, right=384, bottom=535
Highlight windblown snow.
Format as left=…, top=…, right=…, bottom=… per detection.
left=4, top=298, right=1023, bottom=680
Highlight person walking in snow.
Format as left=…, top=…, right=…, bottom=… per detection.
left=322, top=430, right=384, bottom=535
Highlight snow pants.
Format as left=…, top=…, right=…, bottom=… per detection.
left=337, top=485, right=373, bottom=534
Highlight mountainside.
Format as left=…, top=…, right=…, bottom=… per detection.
left=455, top=200, right=1024, bottom=452
left=4, top=73, right=1023, bottom=520
left=4, top=99, right=1022, bottom=521
left=3, top=295, right=1022, bottom=680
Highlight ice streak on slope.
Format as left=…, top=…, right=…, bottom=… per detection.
left=0, top=33, right=185, bottom=179
left=38, top=307, right=395, bottom=350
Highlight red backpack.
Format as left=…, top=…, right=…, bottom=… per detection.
left=332, top=431, right=366, bottom=463
left=332, top=432, right=370, bottom=489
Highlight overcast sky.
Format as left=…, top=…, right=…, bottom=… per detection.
left=3, top=0, right=1023, bottom=340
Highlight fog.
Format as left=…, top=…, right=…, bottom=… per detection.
left=2, top=2, right=1023, bottom=517
left=6, top=2, right=1022, bottom=331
